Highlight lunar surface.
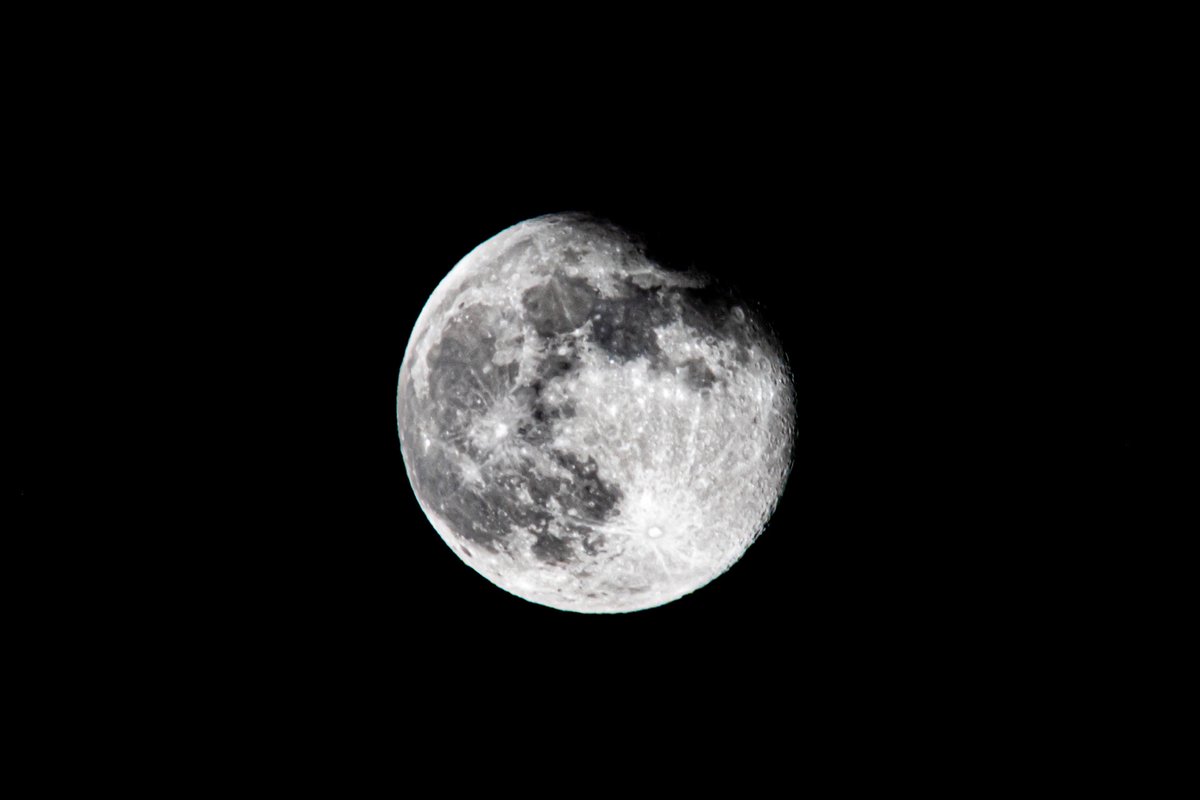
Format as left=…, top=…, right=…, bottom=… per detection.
left=397, top=213, right=795, bottom=613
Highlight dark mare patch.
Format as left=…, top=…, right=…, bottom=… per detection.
left=679, top=358, right=717, bottom=390
left=406, top=448, right=520, bottom=553
left=537, top=350, right=582, bottom=382
left=559, top=246, right=588, bottom=265
left=532, top=534, right=574, bottom=564
left=551, top=451, right=623, bottom=522
left=589, top=288, right=674, bottom=362
left=522, top=272, right=599, bottom=337
left=416, top=442, right=621, bottom=564
left=424, top=304, right=519, bottom=435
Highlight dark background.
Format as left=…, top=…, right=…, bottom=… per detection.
left=10, top=24, right=1183, bottom=760
left=159, top=106, right=1167, bottom=715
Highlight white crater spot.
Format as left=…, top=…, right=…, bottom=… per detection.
left=396, top=213, right=796, bottom=614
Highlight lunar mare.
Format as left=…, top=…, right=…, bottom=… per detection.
left=397, top=213, right=795, bottom=613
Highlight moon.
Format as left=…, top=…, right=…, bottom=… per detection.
left=397, top=213, right=795, bottom=613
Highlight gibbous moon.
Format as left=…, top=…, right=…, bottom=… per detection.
left=397, top=213, right=795, bottom=613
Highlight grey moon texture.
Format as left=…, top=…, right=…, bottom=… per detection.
left=397, top=213, right=795, bottom=613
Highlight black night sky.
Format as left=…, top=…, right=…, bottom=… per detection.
left=12, top=45, right=1176, bottom=753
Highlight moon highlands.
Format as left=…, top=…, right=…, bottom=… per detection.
left=397, top=214, right=795, bottom=612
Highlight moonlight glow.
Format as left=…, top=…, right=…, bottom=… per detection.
left=397, top=213, right=795, bottom=613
